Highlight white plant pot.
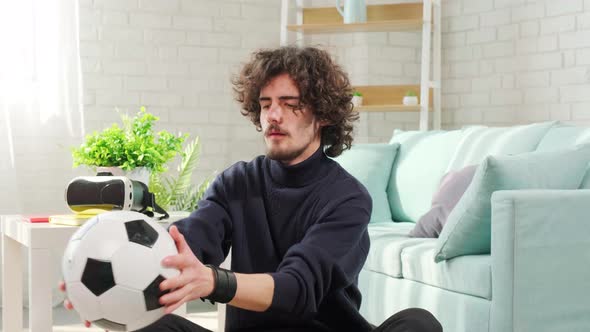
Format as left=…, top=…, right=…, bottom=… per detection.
left=403, top=96, right=419, bottom=106
left=126, top=167, right=151, bottom=185
left=96, top=166, right=151, bottom=185
left=352, top=96, right=363, bottom=107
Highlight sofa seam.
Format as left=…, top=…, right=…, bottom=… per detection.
left=362, top=268, right=492, bottom=301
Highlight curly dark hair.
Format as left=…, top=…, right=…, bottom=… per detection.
left=232, top=46, right=358, bottom=158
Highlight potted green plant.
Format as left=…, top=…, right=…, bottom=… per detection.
left=71, top=107, right=186, bottom=184
left=403, top=90, right=419, bottom=106
left=149, top=136, right=212, bottom=214
left=352, top=91, right=363, bottom=107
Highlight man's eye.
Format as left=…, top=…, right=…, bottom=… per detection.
left=286, top=103, right=299, bottom=110
left=261, top=104, right=270, bottom=109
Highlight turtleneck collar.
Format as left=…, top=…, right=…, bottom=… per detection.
left=267, top=146, right=331, bottom=188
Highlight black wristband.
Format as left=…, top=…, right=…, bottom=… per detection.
left=202, top=264, right=237, bottom=304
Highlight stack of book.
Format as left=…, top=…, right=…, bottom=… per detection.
left=48, top=213, right=97, bottom=226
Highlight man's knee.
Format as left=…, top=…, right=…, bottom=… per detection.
left=397, top=308, right=442, bottom=332
left=134, top=314, right=185, bottom=332
left=376, top=308, right=442, bottom=332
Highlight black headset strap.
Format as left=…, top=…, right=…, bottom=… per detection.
left=151, top=196, right=170, bottom=220
left=137, top=182, right=170, bottom=220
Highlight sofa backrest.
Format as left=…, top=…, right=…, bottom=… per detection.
left=387, top=122, right=556, bottom=223
left=387, top=129, right=464, bottom=223
left=445, top=122, right=556, bottom=172
left=535, top=123, right=590, bottom=188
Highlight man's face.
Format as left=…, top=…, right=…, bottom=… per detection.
left=259, top=73, right=323, bottom=166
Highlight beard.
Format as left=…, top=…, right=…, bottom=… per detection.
left=263, top=123, right=314, bottom=163
left=266, top=143, right=308, bottom=162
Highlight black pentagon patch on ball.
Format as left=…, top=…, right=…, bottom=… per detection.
left=81, top=258, right=116, bottom=296
left=143, top=275, right=169, bottom=311
left=93, top=318, right=126, bottom=331
left=125, top=219, right=159, bottom=248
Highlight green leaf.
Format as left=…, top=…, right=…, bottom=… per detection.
left=71, top=107, right=186, bottom=173
left=170, top=137, right=201, bottom=201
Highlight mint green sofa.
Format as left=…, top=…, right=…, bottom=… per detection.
left=357, top=122, right=590, bottom=332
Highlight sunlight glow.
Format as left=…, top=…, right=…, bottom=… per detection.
left=0, top=0, right=85, bottom=167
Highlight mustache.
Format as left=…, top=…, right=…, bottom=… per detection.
left=264, top=124, right=288, bottom=136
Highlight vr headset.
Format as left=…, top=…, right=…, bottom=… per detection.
left=65, top=174, right=169, bottom=219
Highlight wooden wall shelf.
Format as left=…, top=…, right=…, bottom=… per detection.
left=287, top=20, right=422, bottom=34
left=280, top=1, right=441, bottom=128
left=354, top=104, right=423, bottom=112
left=353, top=85, right=432, bottom=112
left=287, top=3, right=424, bottom=34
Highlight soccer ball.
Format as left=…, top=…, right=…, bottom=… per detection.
left=61, top=211, right=179, bottom=331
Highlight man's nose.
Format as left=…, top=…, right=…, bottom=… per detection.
left=266, top=103, right=283, bottom=123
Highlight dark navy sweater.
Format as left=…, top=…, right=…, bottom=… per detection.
left=174, top=147, right=373, bottom=332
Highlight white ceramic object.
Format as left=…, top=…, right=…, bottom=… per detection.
left=352, top=96, right=363, bottom=107
left=336, top=0, right=367, bottom=24
left=97, top=166, right=150, bottom=186
left=403, top=96, right=419, bottom=106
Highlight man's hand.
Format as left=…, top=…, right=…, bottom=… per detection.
left=158, top=225, right=215, bottom=314
left=58, top=281, right=92, bottom=328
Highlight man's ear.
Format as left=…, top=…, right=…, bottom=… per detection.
left=319, top=119, right=331, bottom=127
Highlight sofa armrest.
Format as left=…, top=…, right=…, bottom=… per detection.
left=490, top=189, right=590, bottom=332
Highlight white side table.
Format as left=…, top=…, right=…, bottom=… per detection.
left=1, top=215, right=186, bottom=332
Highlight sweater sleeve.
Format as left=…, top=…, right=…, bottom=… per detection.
left=268, top=186, right=371, bottom=318
left=172, top=173, right=233, bottom=266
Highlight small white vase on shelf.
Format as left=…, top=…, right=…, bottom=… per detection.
left=402, top=96, right=419, bottom=106
left=352, top=95, right=363, bottom=107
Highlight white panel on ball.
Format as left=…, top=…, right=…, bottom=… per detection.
left=128, top=304, right=167, bottom=331
left=98, top=285, right=146, bottom=328
left=151, top=226, right=180, bottom=279
left=111, top=242, right=160, bottom=290
left=74, top=214, right=131, bottom=261
left=70, top=217, right=99, bottom=241
left=66, top=281, right=104, bottom=322
left=62, top=239, right=83, bottom=283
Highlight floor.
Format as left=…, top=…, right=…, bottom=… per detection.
left=0, top=301, right=219, bottom=332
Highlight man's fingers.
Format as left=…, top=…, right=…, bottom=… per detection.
left=169, top=226, right=190, bottom=253
left=164, top=296, right=187, bottom=315
left=159, top=273, right=185, bottom=291
left=63, top=300, right=93, bottom=329
left=161, top=253, right=189, bottom=269
left=164, top=303, right=180, bottom=315
left=64, top=299, right=74, bottom=310
left=159, top=286, right=189, bottom=306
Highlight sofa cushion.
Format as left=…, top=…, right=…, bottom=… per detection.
left=401, top=241, right=492, bottom=300
left=387, top=129, right=464, bottom=223
left=359, top=269, right=492, bottom=332
left=334, top=143, right=400, bottom=223
left=535, top=123, right=590, bottom=152
left=534, top=124, right=590, bottom=189
left=435, top=144, right=590, bottom=262
left=446, top=122, right=555, bottom=172
left=410, top=165, right=477, bottom=238
left=364, top=223, right=429, bottom=278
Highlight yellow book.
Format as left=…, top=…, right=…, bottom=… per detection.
left=49, top=214, right=97, bottom=226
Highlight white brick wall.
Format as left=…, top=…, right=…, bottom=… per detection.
left=315, top=0, right=590, bottom=132
left=77, top=0, right=282, bottom=193
left=9, top=0, right=590, bottom=214
left=442, top=0, right=590, bottom=127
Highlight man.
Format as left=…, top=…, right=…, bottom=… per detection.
left=63, top=46, right=442, bottom=332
